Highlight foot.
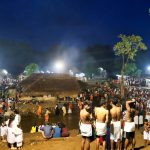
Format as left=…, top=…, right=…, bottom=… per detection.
left=11, top=147, right=17, bottom=149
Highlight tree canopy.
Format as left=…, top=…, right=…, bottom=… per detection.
left=25, top=63, right=39, bottom=77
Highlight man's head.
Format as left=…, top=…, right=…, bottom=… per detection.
left=110, top=98, right=118, bottom=106
left=83, top=101, right=90, bottom=109
left=100, top=99, right=107, bottom=108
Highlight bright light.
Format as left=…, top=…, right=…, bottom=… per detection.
left=147, top=66, right=150, bottom=71
left=54, top=61, right=65, bottom=72
left=2, top=69, right=8, bottom=75
left=46, top=70, right=50, bottom=73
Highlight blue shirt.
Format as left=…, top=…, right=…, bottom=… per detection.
left=53, top=126, right=61, bottom=138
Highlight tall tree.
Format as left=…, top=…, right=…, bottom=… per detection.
left=114, top=34, right=147, bottom=98
left=124, top=63, right=142, bottom=77
left=25, top=63, right=39, bottom=77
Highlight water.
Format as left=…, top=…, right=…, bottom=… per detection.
left=21, top=111, right=80, bottom=133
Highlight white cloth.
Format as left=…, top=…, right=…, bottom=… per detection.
left=68, top=108, right=72, bottom=114
left=80, top=122, right=92, bottom=137
left=143, top=131, right=150, bottom=140
left=0, top=126, right=7, bottom=136
left=14, top=114, right=21, bottom=126
left=134, top=116, right=138, bottom=125
left=95, top=121, right=107, bottom=136
left=124, top=122, right=135, bottom=132
left=145, top=115, right=150, bottom=122
left=139, top=115, right=143, bottom=125
left=14, top=127, right=23, bottom=147
left=110, top=121, right=122, bottom=142
left=7, top=127, right=16, bottom=144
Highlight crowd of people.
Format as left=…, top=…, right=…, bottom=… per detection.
left=1, top=80, right=150, bottom=149
left=78, top=83, right=150, bottom=150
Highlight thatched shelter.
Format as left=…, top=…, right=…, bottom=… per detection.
left=19, top=73, right=87, bottom=98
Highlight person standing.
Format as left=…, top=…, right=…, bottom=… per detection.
left=94, top=100, right=109, bottom=150
left=124, top=99, right=136, bottom=150
left=44, top=108, right=50, bottom=122
left=37, top=104, right=42, bottom=118
left=13, top=109, right=21, bottom=127
left=80, top=102, right=92, bottom=150
left=62, top=104, right=67, bottom=116
left=110, top=98, right=122, bottom=150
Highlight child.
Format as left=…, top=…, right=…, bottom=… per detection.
left=143, top=119, right=149, bottom=147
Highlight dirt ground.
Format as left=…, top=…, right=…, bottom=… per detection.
left=0, top=129, right=150, bottom=150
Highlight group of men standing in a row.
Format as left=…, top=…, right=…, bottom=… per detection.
left=80, top=98, right=136, bottom=150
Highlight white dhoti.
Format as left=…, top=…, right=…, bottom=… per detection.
left=143, top=131, right=149, bottom=140
left=7, top=127, right=16, bottom=144
left=110, top=121, right=122, bottom=142
left=80, top=123, right=92, bottom=137
left=95, top=121, right=107, bottom=136
left=124, top=122, right=135, bottom=132
left=145, top=115, right=150, bottom=122
left=134, top=116, right=138, bottom=125
left=139, top=115, right=143, bottom=125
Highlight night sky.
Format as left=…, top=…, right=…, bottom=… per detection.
left=0, top=0, right=150, bottom=75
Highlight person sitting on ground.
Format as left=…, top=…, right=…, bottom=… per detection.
left=41, top=122, right=54, bottom=139
left=30, top=123, right=38, bottom=133
left=60, top=123, right=69, bottom=137
left=53, top=123, right=61, bottom=138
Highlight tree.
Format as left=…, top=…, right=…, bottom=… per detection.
left=114, top=34, right=147, bottom=98
left=124, top=63, right=142, bottom=77
left=25, top=63, right=39, bottom=76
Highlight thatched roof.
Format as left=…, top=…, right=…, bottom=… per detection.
left=19, top=73, right=87, bottom=97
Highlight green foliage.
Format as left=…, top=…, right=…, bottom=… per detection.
left=113, top=34, right=147, bottom=97
left=25, top=63, right=39, bottom=76
left=114, top=34, right=147, bottom=61
left=124, top=63, right=142, bottom=77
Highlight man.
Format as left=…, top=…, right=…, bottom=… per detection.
left=44, top=108, right=50, bottom=122
left=110, top=98, right=122, bottom=150
left=124, top=99, right=136, bottom=150
left=80, top=101, right=92, bottom=150
left=62, top=104, right=67, bottom=116
left=13, top=109, right=21, bottom=127
left=37, top=104, right=42, bottom=118
left=95, top=99, right=109, bottom=150
left=41, top=122, right=54, bottom=139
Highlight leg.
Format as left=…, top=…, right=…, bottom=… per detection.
left=96, top=137, right=100, bottom=150
left=85, top=137, right=90, bottom=150
left=117, top=140, right=121, bottom=150
left=144, top=140, right=147, bottom=147
left=132, top=138, right=136, bottom=150
left=124, top=138, right=129, bottom=150
left=102, top=140, right=106, bottom=150
left=81, top=136, right=86, bottom=150
left=111, top=140, right=114, bottom=150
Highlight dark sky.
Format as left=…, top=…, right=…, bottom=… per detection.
left=0, top=0, right=150, bottom=74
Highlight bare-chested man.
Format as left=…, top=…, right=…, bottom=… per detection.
left=80, top=101, right=92, bottom=150
left=110, top=98, right=122, bottom=150
left=124, top=99, right=136, bottom=150
left=94, top=100, right=109, bottom=150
